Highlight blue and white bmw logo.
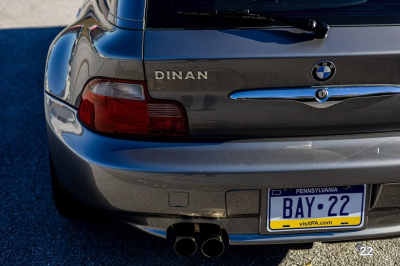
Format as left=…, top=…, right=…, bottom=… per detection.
left=311, top=60, right=336, bottom=82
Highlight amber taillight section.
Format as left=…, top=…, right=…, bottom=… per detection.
left=78, top=79, right=188, bottom=137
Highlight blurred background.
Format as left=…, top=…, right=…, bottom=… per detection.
left=0, top=0, right=81, bottom=28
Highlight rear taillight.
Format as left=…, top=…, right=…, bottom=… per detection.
left=78, top=79, right=188, bottom=137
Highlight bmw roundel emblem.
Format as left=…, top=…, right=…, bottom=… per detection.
left=311, top=60, right=336, bottom=82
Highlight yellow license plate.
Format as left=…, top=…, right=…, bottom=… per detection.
left=267, top=185, right=366, bottom=232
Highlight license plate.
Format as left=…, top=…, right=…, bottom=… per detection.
left=267, top=185, right=366, bottom=232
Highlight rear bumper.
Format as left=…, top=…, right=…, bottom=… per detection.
left=45, top=92, right=400, bottom=243
left=117, top=209, right=400, bottom=244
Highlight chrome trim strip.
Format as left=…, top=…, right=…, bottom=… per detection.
left=229, top=85, right=400, bottom=108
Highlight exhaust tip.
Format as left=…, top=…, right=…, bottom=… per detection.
left=173, top=223, right=197, bottom=257
left=174, top=237, right=197, bottom=257
left=201, top=237, right=225, bottom=258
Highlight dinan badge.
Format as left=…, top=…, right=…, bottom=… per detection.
left=311, top=60, right=336, bottom=82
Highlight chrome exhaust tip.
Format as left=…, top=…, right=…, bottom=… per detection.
left=174, top=236, right=197, bottom=257
left=200, top=224, right=225, bottom=258
left=173, top=223, right=197, bottom=257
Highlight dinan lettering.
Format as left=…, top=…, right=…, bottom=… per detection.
left=155, top=71, right=208, bottom=80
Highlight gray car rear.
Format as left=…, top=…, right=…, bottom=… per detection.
left=44, top=0, right=400, bottom=257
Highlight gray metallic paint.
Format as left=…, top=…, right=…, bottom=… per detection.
left=45, top=0, right=144, bottom=107
left=47, top=2, right=400, bottom=138
left=144, top=27, right=400, bottom=137
left=46, top=92, right=400, bottom=240
left=45, top=0, right=400, bottom=243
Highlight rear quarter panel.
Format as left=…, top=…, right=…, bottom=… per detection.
left=45, top=0, right=145, bottom=107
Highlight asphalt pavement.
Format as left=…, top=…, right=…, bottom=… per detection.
left=1, top=21, right=400, bottom=266
left=0, top=0, right=81, bottom=28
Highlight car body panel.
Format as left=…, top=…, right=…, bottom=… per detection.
left=144, top=27, right=400, bottom=137
left=45, top=0, right=400, bottom=245
left=46, top=93, right=400, bottom=214
left=46, top=92, right=400, bottom=241
left=45, top=1, right=144, bottom=107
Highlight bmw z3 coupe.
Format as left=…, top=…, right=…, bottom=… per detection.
left=45, top=0, right=400, bottom=258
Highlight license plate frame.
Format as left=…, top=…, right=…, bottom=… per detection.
left=266, top=185, right=367, bottom=232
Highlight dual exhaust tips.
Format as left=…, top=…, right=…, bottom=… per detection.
left=173, top=223, right=225, bottom=258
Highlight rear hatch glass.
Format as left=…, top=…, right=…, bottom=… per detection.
left=147, top=0, right=400, bottom=29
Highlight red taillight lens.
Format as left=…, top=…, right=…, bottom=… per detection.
left=78, top=79, right=188, bottom=137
